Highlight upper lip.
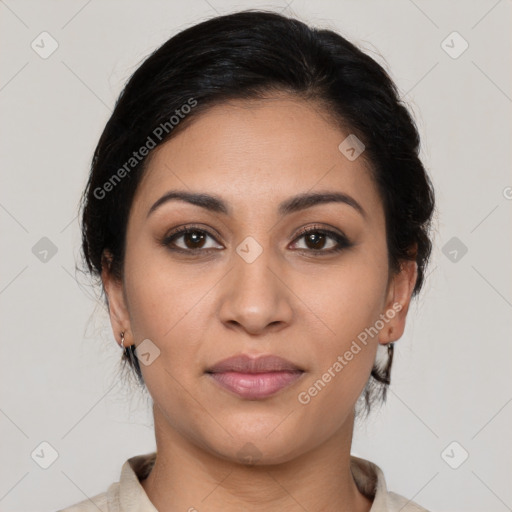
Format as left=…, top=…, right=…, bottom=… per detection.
left=206, top=354, right=304, bottom=374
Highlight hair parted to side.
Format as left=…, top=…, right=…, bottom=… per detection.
left=79, top=10, right=435, bottom=414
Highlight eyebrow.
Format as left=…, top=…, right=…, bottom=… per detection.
left=147, top=190, right=367, bottom=219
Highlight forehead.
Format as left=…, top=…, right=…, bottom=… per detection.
left=132, top=96, right=382, bottom=221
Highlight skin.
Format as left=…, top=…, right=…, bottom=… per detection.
left=102, top=95, right=417, bottom=512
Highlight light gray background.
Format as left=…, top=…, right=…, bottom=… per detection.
left=1, top=1, right=511, bottom=511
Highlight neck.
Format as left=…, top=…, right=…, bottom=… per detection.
left=141, top=405, right=373, bottom=512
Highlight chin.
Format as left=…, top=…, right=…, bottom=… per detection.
left=205, top=428, right=308, bottom=467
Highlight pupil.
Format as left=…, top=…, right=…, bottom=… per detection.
left=307, top=232, right=325, bottom=249
left=185, top=231, right=204, bottom=249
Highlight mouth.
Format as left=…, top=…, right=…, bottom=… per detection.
left=205, top=354, right=305, bottom=400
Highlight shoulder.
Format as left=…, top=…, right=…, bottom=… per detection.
left=386, top=491, right=430, bottom=511
left=57, top=481, right=119, bottom=512
left=56, top=491, right=108, bottom=512
left=56, top=453, right=155, bottom=512
left=350, top=455, right=431, bottom=512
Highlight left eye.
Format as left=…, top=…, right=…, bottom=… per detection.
left=290, top=227, right=352, bottom=254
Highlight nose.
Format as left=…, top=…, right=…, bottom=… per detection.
left=218, top=242, right=294, bottom=336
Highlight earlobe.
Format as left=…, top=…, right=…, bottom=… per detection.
left=378, top=259, right=418, bottom=345
left=101, top=249, right=131, bottom=347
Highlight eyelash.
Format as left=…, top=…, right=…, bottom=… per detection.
left=160, top=224, right=353, bottom=257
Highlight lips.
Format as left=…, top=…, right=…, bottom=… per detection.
left=206, top=354, right=304, bottom=374
left=205, top=354, right=305, bottom=400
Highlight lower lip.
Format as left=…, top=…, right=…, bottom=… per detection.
left=207, top=371, right=304, bottom=399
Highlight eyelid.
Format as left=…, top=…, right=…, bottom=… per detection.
left=292, top=223, right=348, bottom=241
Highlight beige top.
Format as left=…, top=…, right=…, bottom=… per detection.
left=58, top=452, right=429, bottom=512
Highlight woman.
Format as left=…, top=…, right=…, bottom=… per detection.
left=61, top=9, right=435, bottom=512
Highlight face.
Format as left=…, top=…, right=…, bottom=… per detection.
left=103, top=95, right=417, bottom=464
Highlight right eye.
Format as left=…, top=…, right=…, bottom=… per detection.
left=160, top=225, right=224, bottom=254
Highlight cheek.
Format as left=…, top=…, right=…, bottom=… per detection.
left=292, top=243, right=388, bottom=408
left=122, top=254, right=228, bottom=447
left=123, top=257, right=211, bottom=424
left=298, top=241, right=389, bottom=350
left=122, top=243, right=214, bottom=387
left=293, top=273, right=383, bottom=439
left=124, top=238, right=203, bottom=336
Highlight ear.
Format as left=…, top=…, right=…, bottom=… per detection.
left=378, top=257, right=418, bottom=345
left=101, top=249, right=131, bottom=347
